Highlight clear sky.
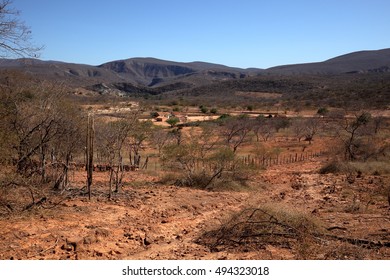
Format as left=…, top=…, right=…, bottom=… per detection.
left=14, top=0, right=390, bottom=68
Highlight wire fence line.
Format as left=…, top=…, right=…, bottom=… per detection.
left=67, top=150, right=326, bottom=173
left=239, top=150, right=325, bottom=169
left=148, top=150, right=326, bottom=172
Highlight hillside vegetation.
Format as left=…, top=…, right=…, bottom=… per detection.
left=2, top=49, right=389, bottom=110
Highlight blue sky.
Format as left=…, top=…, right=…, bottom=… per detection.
left=15, top=0, right=390, bottom=68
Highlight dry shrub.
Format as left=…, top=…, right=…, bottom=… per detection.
left=174, top=170, right=211, bottom=188
left=159, top=168, right=254, bottom=191
left=319, top=160, right=355, bottom=174
left=0, top=171, right=44, bottom=216
left=158, top=171, right=184, bottom=185
left=322, top=159, right=390, bottom=176
left=160, top=144, right=256, bottom=191
left=197, top=203, right=325, bottom=259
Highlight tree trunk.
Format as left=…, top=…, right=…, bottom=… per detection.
left=40, top=143, right=47, bottom=183
left=115, top=154, right=124, bottom=193
left=108, top=169, right=113, bottom=199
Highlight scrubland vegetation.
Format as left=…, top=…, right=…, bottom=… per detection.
left=1, top=68, right=389, bottom=260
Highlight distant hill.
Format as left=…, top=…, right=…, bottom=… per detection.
left=1, top=48, right=389, bottom=87
left=98, top=57, right=258, bottom=87
left=0, top=58, right=124, bottom=87
left=0, top=57, right=260, bottom=88
left=266, top=48, right=390, bottom=75
left=0, top=48, right=389, bottom=109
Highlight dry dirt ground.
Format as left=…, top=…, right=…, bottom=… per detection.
left=0, top=154, right=389, bottom=260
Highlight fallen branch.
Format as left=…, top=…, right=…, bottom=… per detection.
left=327, top=226, right=348, bottom=231
left=23, top=197, right=47, bottom=211
left=205, top=207, right=390, bottom=251
left=29, top=237, right=59, bottom=259
left=0, top=202, right=13, bottom=213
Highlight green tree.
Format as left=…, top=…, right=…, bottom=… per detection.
left=166, top=117, right=180, bottom=127
left=317, top=107, right=329, bottom=116
left=150, top=111, right=159, bottom=118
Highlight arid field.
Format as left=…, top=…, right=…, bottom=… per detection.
left=1, top=108, right=389, bottom=260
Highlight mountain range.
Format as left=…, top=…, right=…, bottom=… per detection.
left=0, top=48, right=389, bottom=98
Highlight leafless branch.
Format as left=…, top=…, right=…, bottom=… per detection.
left=0, top=0, right=43, bottom=58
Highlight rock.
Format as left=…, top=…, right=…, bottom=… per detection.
left=143, top=237, right=152, bottom=246
left=65, top=237, right=83, bottom=251
left=61, top=244, right=74, bottom=252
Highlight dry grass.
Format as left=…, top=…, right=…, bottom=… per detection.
left=197, top=203, right=326, bottom=259
left=349, top=161, right=390, bottom=175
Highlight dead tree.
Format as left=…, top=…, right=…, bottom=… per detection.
left=51, top=106, right=84, bottom=191
left=340, top=112, right=371, bottom=161
left=95, top=119, right=133, bottom=198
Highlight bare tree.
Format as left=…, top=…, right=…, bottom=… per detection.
left=151, top=128, right=174, bottom=156
left=8, top=83, right=67, bottom=178
left=291, top=118, right=307, bottom=142
left=95, top=120, right=124, bottom=197
left=51, top=106, right=84, bottom=191
left=95, top=113, right=141, bottom=197
left=291, top=117, right=321, bottom=144
left=0, top=0, right=43, bottom=57
left=219, top=115, right=251, bottom=153
left=303, top=117, right=322, bottom=144
left=193, top=123, right=220, bottom=158
left=128, top=120, right=152, bottom=168
left=252, top=117, right=276, bottom=142
left=336, top=112, right=372, bottom=161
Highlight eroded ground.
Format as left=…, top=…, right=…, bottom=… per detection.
left=1, top=152, right=389, bottom=260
